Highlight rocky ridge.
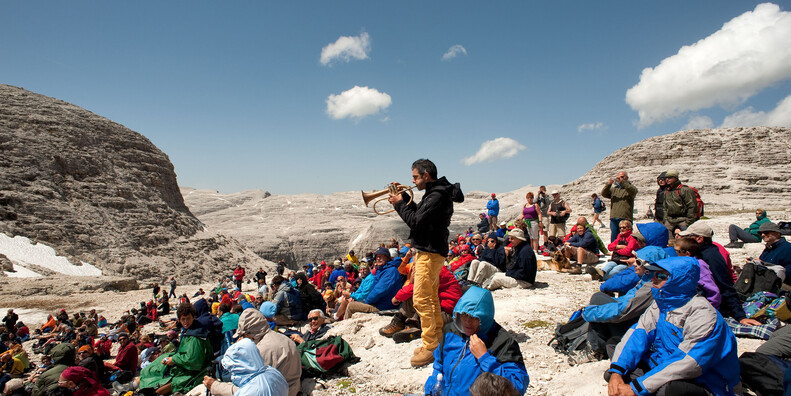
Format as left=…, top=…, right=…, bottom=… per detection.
left=0, top=84, right=272, bottom=284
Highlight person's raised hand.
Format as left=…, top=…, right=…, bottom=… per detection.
left=469, top=334, right=487, bottom=359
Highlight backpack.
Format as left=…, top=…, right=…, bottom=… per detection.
left=779, top=221, right=791, bottom=236
left=550, top=200, right=570, bottom=224
left=675, top=185, right=704, bottom=219
left=735, top=261, right=784, bottom=300
left=739, top=352, right=791, bottom=396
left=548, top=315, right=590, bottom=354
left=296, top=335, right=359, bottom=378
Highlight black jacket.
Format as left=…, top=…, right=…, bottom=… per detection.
left=654, top=186, right=667, bottom=221
left=699, top=242, right=745, bottom=321
left=295, top=273, right=326, bottom=313
left=394, top=176, right=464, bottom=256
left=506, top=242, right=537, bottom=284
left=479, top=243, right=507, bottom=272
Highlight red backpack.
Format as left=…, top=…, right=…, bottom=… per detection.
left=675, top=184, right=704, bottom=219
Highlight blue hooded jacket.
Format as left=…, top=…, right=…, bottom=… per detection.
left=487, top=198, right=499, bottom=216
left=350, top=273, right=375, bottom=301
left=601, top=222, right=675, bottom=294
left=364, top=257, right=402, bottom=310
left=221, top=338, right=289, bottom=396
left=609, top=257, right=740, bottom=396
left=425, top=287, right=528, bottom=396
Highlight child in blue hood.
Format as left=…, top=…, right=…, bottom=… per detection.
left=607, top=256, right=740, bottom=396
left=220, top=338, right=288, bottom=396
left=424, top=287, right=528, bottom=396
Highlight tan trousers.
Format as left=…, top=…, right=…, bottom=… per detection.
left=414, top=251, right=444, bottom=351
left=345, top=301, right=378, bottom=319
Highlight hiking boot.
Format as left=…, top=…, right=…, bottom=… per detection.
left=379, top=316, right=406, bottom=338
left=410, top=346, right=435, bottom=368
left=112, top=381, right=133, bottom=394
left=585, top=265, right=604, bottom=281
left=393, top=327, right=422, bottom=343
left=568, top=346, right=603, bottom=366
left=724, top=241, right=744, bottom=248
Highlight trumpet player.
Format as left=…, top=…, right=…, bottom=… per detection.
left=387, top=158, right=464, bottom=368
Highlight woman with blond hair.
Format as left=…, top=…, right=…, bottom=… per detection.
left=518, top=192, right=542, bottom=251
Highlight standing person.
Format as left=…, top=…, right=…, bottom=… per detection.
left=168, top=277, right=177, bottom=299
left=388, top=158, right=464, bottom=368
left=487, top=193, right=499, bottom=232
left=151, top=283, right=160, bottom=299
left=591, top=193, right=606, bottom=229
left=662, top=169, right=698, bottom=239
left=546, top=191, right=571, bottom=240
left=276, top=260, right=286, bottom=277
left=233, top=264, right=246, bottom=291
left=601, top=171, right=638, bottom=243
left=654, top=172, right=667, bottom=222
left=536, top=186, right=551, bottom=244
left=518, top=192, right=542, bottom=251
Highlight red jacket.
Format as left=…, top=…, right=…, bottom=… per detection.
left=607, top=231, right=640, bottom=257
left=394, top=266, right=462, bottom=314
left=114, top=341, right=138, bottom=372
left=233, top=267, right=245, bottom=281
left=450, top=253, right=475, bottom=273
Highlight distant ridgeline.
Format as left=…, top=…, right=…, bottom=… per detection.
left=0, top=84, right=270, bottom=282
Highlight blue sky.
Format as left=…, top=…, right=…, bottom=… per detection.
left=3, top=1, right=790, bottom=195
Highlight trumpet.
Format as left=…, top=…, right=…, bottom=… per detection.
left=361, top=184, right=416, bottom=215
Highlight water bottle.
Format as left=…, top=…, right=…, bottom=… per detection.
left=430, top=373, right=443, bottom=396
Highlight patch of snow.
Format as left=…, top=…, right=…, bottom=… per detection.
left=352, top=233, right=364, bottom=245
left=0, top=233, right=103, bottom=277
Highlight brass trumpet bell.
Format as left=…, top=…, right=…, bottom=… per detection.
left=361, top=184, right=415, bottom=215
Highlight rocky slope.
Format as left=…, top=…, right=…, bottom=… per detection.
left=0, top=84, right=272, bottom=284
left=561, top=127, right=791, bottom=217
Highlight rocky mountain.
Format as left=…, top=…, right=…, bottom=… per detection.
left=560, top=127, right=791, bottom=218
left=0, top=84, right=272, bottom=284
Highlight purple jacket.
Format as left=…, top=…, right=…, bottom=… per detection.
left=697, top=259, right=721, bottom=309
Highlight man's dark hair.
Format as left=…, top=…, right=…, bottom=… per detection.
left=218, top=303, right=230, bottom=314
left=675, top=237, right=701, bottom=257
left=231, top=304, right=243, bottom=314
left=271, top=275, right=284, bottom=286
left=469, top=372, right=520, bottom=396
left=176, top=303, right=197, bottom=319
left=411, top=159, right=437, bottom=180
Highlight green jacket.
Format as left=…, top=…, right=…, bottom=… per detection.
left=663, top=181, right=697, bottom=225
left=601, top=180, right=637, bottom=220
left=586, top=224, right=609, bottom=254
left=32, top=343, right=75, bottom=396
left=746, top=210, right=770, bottom=239
left=139, top=331, right=213, bottom=393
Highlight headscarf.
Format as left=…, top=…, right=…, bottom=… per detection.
left=61, top=366, right=109, bottom=396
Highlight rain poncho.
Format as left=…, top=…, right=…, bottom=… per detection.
left=221, top=338, right=289, bottom=396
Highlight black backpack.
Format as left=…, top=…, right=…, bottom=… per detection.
left=739, top=352, right=791, bottom=396
left=548, top=315, right=590, bottom=354
left=735, top=261, right=783, bottom=300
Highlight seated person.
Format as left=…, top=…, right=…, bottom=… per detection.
left=725, top=208, right=770, bottom=248
left=380, top=264, right=462, bottom=342
left=756, top=222, right=791, bottom=285
left=673, top=237, right=721, bottom=308
left=477, top=213, right=490, bottom=234
left=424, top=287, right=529, bottom=395
left=136, top=303, right=213, bottom=395
left=289, top=310, right=332, bottom=344
left=334, top=247, right=402, bottom=320
left=32, top=342, right=75, bottom=396
left=215, top=338, right=288, bottom=396
left=58, top=366, right=109, bottom=396
left=483, top=229, right=536, bottom=290
left=271, top=275, right=306, bottom=326
left=467, top=233, right=507, bottom=285
left=606, top=256, right=740, bottom=396
left=327, top=261, right=347, bottom=286
left=106, top=332, right=137, bottom=373
left=597, top=220, right=640, bottom=280
left=563, top=223, right=600, bottom=265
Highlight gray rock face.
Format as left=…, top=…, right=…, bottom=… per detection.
left=0, top=84, right=272, bottom=283
left=560, top=127, right=791, bottom=218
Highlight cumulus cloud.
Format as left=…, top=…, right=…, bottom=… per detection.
left=683, top=115, right=714, bottom=130
left=326, top=86, right=392, bottom=120
left=442, top=45, right=467, bottom=61
left=721, top=94, right=791, bottom=127
left=625, top=3, right=791, bottom=127
left=577, top=122, right=606, bottom=132
left=320, top=32, right=371, bottom=65
left=462, top=137, right=526, bottom=166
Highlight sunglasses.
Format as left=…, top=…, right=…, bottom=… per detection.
left=653, top=272, right=670, bottom=280
left=308, top=317, right=321, bottom=322
left=619, top=226, right=630, bottom=229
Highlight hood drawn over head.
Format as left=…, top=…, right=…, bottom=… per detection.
left=235, top=309, right=270, bottom=342
left=650, top=256, right=700, bottom=312
left=222, top=337, right=268, bottom=389
left=453, top=286, right=495, bottom=334
left=50, top=342, right=76, bottom=366
left=636, top=222, right=669, bottom=247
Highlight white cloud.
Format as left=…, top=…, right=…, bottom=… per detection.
left=625, top=3, right=791, bottom=127
left=721, top=94, right=791, bottom=127
left=683, top=115, right=714, bottom=130
left=326, top=86, right=392, bottom=120
left=577, top=122, right=606, bottom=132
left=463, top=137, right=526, bottom=166
left=442, top=45, right=468, bottom=61
left=320, top=32, right=371, bottom=66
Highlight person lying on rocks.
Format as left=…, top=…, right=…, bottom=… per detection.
left=289, top=309, right=331, bottom=344
left=333, top=247, right=402, bottom=321
left=724, top=208, right=770, bottom=248
left=379, top=263, right=462, bottom=343
left=606, top=256, right=740, bottom=396
left=424, top=286, right=529, bottom=395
